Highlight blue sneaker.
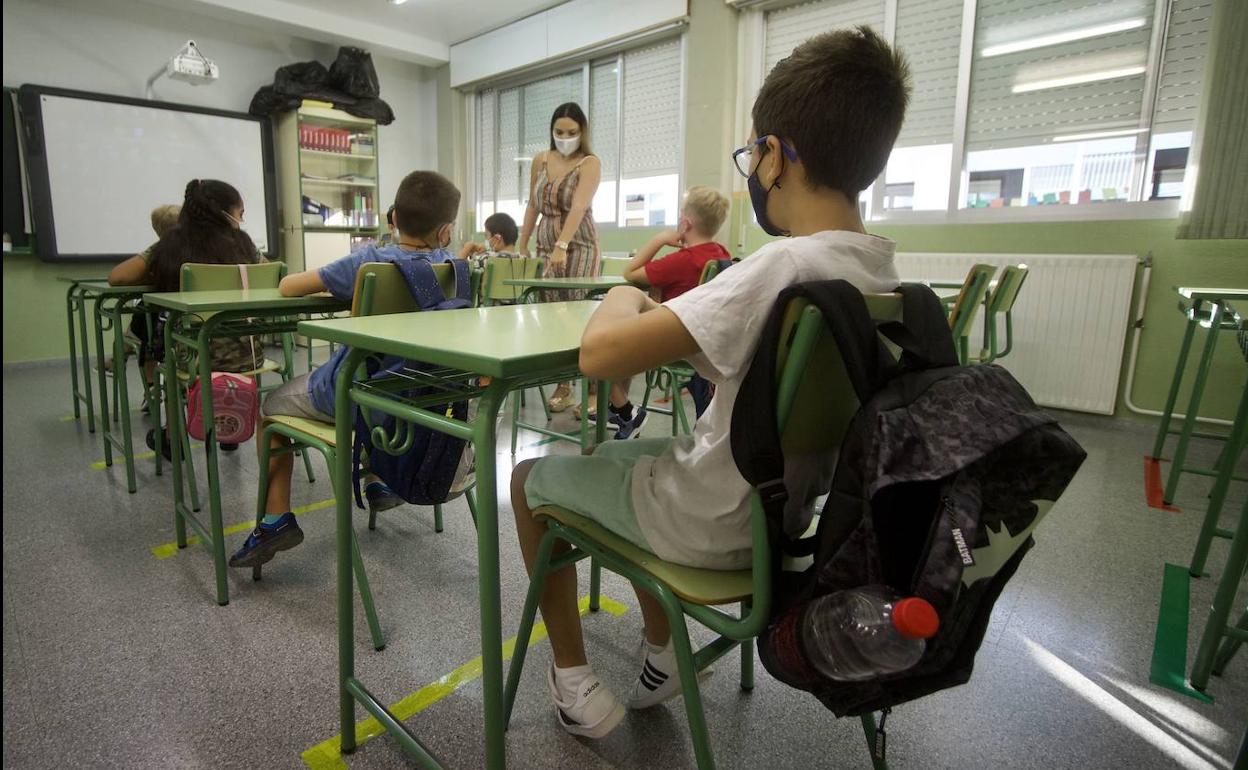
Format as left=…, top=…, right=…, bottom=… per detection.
left=365, top=481, right=404, bottom=515
left=613, top=407, right=648, bottom=440
left=228, top=512, right=304, bottom=568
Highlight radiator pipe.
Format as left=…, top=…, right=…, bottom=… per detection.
left=1122, top=253, right=1233, bottom=427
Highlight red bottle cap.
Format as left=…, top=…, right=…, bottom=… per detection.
left=892, top=598, right=940, bottom=640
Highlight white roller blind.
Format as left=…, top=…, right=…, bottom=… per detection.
left=476, top=89, right=496, bottom=207
left=590, top=59, right=619, bottom=180
left=764, top=0, right=886, bottom=74
left=894, top=0, right=963, bottom=147
left=496, top=88, right=520, bottom=201
left=1153, top=0, right=1212, bottom=133
left=621, top=39, right=682, bottom=178
left=967, top=0, right=1154, bottom=151
left=521, top=71, right=584, bottom=161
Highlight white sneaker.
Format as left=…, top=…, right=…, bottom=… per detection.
left=547, top=665, right=626, bottom=738
left=628, top=641, right=687, bottom=709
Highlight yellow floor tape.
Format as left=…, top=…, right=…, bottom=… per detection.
left=149, top=498, right=336, bottom=559
left=301, top=595, right=629, bottom=770
left=91, top=442, right=203, bottom=471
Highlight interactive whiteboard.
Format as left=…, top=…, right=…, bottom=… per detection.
left=18, top=85, right=276, bottom=262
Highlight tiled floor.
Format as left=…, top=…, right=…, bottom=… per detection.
left=3, top=353, right=1244, bottom=769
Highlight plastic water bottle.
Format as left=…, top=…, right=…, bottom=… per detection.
left=800, top=586, right=939, bottom=681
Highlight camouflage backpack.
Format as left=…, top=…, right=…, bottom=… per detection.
left=731, top=281, right=1086, bottom=750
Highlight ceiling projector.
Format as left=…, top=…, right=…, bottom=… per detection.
left=165, top=40, right=219, bottom=85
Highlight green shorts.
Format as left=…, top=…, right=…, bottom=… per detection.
left=523, top=437, right=672, bottom=555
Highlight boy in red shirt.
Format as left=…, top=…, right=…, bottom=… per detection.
left=623, top=186, right=731, bottom=301
left=618, top=186, right=731, bottom=419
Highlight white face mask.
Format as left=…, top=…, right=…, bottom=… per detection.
left=553, top=133, right=581, bottom=157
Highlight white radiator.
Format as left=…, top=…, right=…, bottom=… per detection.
left=894, top=252, right=1139, bottom=415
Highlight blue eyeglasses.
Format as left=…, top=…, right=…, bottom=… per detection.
left=732, top=136, right=798, bottom=178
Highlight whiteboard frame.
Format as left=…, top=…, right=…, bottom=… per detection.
left=17, top=84, right=278, bottom=263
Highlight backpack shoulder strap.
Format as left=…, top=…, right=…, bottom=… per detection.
left=875, top=284, right=959, bottom=368
left=732, top=280, right=889, bottom=554
left=394, top=259, right=448, bottom=310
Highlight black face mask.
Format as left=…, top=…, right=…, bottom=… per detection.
left=747, top=150, right=788, bottom=237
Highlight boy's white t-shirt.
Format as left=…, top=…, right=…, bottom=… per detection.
left=629, top=230, right=900, bottom=570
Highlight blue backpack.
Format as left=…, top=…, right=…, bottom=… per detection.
left=351, top=259, right=473, bottom=508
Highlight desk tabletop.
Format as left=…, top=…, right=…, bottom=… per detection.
left=143, top=289, right=347, bottom=314
left=503, top=276, right=630, bottom=290
left=57, top=276, right=110, bottom=285
left=76, top=281, right=156, bottom=295
left=298, top=301, right=599, bottom=379
left=1177, top=287, right=1248, bottom=301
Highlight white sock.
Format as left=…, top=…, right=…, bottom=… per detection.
left=553, top=663, right=593, bottom=701
left=642, top=639, right=676, bottom=678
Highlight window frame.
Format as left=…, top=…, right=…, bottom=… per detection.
left=468, top=34, right=686, bottom=233
left=747, top=0, right=1199, bottom=224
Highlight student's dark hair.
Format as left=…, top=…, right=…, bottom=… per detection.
left=483, top=212, right=518, bottom=247
left=548, top=102, right=592, bottom=156
left=393, top=171, right=460, bottom=239
left=150, top=179, right=258, bottom=292
left=386, top=205, right=395, bottom=228
left=751, top=26, right=910, bottom=200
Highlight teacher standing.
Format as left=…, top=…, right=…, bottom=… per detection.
left=518, top=101, right=602, bottom=413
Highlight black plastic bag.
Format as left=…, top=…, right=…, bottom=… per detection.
left=328, top=47, right=380, bottom=99
left=274, top=61, right=329, bottom=96
left=342, top=97, right=394, bottom=125
left=248, top=85, right=300, bottom=117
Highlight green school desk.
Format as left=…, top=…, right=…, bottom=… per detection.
left=1151, top=287, right=1248, bottom=504
left=143, top=288, right=349, bottom=606
left=1187, top=296, right=1247, bottom=692
left=298, top=300, right=610, bottom=770
left=57, top=276, right=110, bottom=431
left=75, top=281, right=157, bottom=492
left=504, top=275, right=630, bottom=302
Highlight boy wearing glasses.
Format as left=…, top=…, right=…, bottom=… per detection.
left=510, top=27, right=909, bottom=737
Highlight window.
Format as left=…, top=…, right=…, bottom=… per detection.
left=753, top=0, right=1211, bottom=219
left=884, top=0, right=963, bottom=211
left=473, top=37, right=683, bottom=230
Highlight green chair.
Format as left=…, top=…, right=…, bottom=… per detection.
left=503, top=292, right=906, bottom=770
left=943, top=263, right=997, bottom=365
left=254, top=263, right=478, bottom=649
left=599, top=256, right=631, bottom=277
left=481, top=256, right=541, bottom=305
left=153, top=261, right=317, bottom=485
left=972, top=264, right=1029, bottom=364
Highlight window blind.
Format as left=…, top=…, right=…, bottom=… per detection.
left=476, top=89, right=496, bottom=209
left=764, top=0, right=886, bottom=74
left=520, top=71, right=584, bottom=163
left=620, top=39, right=682, bottom=178
left=966, top=0, right=1154, bottom=151
left=590, top=59, right=619, bottom=180
left=496, top=88, right=520, bottom=202
left=894, top=0, right=963, bottom=147
left=1153, top=0, right=1212, bottom=133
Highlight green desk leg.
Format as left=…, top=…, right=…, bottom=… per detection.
left=197, top=316, right=231, bottom=606
left=1164, top=301, right=1224, bottom=504
left=167, top=317, right=191, bottom=551
left=66, top=283, right=86, bottom=423
left=1153, top=303, right=1201, bottom=459
left=76, top=285, right=99, bottom=433
left=92, top=295, right=114, bottom=469
left=103, top=296, right=140, bottom=493
left=1190, top=384, right=1248, bottom=577
left=590, top=380, right=609, bottom=613
left=1190, top=498, right=1248, bottom=691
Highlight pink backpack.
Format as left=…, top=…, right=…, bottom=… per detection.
left=187, top=372, right=259, bottom=443
left=185, top=264, right=260, bottom=444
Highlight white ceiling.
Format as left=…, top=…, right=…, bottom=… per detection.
left=142, top=0, right=565, bottom=66
left=296, top=0, right=565, bottom=45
